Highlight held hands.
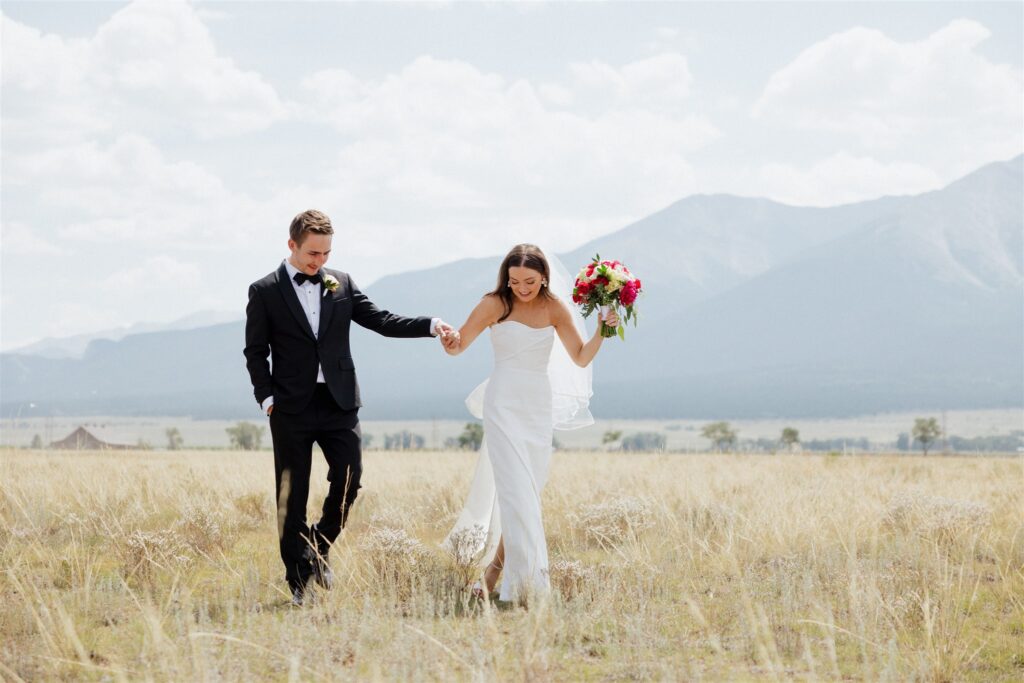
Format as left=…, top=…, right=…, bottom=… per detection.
left=440, top=328, right=461, bottom=354
left=436, top=320, right=461, bottom=354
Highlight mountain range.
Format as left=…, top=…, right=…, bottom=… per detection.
left=2, top=155, right=1021, bottom=419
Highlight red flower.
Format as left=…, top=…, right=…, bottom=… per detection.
left=594, top=276, right=609, bottom=288
left=633, top=278, right=642, bottom=291
left=620, top=281, right=638, bottom=306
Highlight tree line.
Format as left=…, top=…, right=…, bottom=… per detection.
left=24, top=416, right=1020, bottom=453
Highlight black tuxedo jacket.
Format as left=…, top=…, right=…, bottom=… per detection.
left=244, top=263, right=433, bottom=413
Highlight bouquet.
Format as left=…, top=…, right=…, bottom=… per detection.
left=572, top=254, right=643, bottom=338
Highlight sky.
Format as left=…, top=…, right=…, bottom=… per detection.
left=1, top=1, right=1021, bottom=350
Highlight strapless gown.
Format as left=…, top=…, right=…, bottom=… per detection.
left=445, top=320, right=556, bottom=601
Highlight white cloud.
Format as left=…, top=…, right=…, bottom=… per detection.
left=752, top=19, right=1023, bottom=173
left=646, top=25, right=704, bottom=54
left=6, top=133, right=253, bottom=246
left=298, top=54, right=718, bottom=236
left=45, top=303, right=126, bottom=340
left=1, top=2, right=287, bottom=142
left=1, top=222, right=65, bottom=255
left=538, top=83, right=573, bottom=107
left=101, top=255, right=202, bottom=292
left=753, top=152, right=944, bottom=206
left=569, top=53, right=695, bottom=108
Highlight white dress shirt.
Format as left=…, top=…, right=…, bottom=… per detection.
left=262, top=259, right=443, bottom=413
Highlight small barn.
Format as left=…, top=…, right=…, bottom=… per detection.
left=50, top=426, right=132, bottom=450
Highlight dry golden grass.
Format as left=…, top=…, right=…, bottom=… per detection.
left=1, top=448, right=1021, bottom=681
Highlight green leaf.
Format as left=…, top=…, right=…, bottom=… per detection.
left=617, top=325, right=625, bottom=340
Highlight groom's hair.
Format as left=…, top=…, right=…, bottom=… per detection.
left=289, top=210, right=334, bottom=246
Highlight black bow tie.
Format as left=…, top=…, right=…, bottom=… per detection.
left=293, top=271, right=323, bottom=286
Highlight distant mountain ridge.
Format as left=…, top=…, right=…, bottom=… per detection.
left=2, top=155, right=1021, bottom=419
left=9, top=310, right=243, bottom=359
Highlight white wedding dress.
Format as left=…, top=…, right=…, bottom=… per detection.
left=444, top=255, right=593, bottom=602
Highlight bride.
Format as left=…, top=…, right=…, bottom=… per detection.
left=439, top=244, right=618, bottom=603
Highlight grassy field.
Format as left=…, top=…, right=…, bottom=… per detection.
left=1, top=448, right=1021, bottom=681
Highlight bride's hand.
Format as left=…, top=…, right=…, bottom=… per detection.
left=601, top=308, right=620, bottom=328
left=440, top=330, right=461, bottom=354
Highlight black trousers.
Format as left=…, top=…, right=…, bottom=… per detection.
left=268, top=384, right=362, bottom=590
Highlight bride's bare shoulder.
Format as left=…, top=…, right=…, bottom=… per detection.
left=479, top=293, right=504, bottom=311
left=472, top=293, right=505, bottom=323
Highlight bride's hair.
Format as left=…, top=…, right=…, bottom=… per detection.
left=488, top=244, right=557, bottom=323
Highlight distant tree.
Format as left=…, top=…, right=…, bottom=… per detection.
left=363, top=434, right=374, bottom=449
left=457, top=422, right=484, bottom=451
left=912, top=417, right=942, bottom=456
left=30, top=434, right=43, bottom=449
left=136, top=438, right=152, bottom=451
left=780, top=427, right=800, bottom=451
left=701, top=421, right=737, bottom=452
left=384, top=431, right=425, bottom=450
left=166, top=427, right=184, bottom=451
left=602, top=429, right=623, bottom=445
left=620, top=432, right=666, bottom=452
left=226, top=422, right=264, bottom=451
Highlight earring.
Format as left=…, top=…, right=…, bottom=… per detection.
left=542, top=280, right=548, bottom=287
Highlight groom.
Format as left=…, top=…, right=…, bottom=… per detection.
left=244, top=209, right=453, bottom=604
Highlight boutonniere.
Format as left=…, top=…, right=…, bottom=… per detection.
left=322, top=274, right=340, bottom=294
